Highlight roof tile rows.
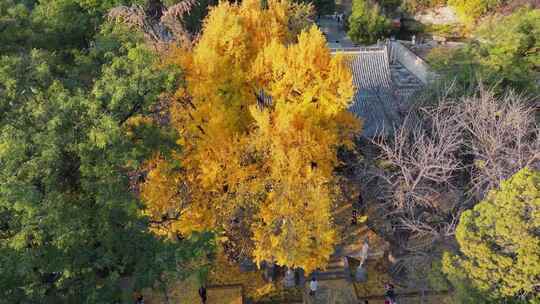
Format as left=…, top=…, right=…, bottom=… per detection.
left=256, top=43, right=424, bottom=137
left=342, top=45, right=423, bottom=137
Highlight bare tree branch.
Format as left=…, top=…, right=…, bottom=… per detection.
left=108, top=0, right=197, bottom=51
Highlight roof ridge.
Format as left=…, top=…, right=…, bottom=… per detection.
left=330, top=43, right=389, bottom=54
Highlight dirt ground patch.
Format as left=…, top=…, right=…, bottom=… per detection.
left=207, top=285, right=243, bottom=304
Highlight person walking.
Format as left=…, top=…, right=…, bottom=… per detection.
left=199, top=285, right=207, bottom=304
left=351, top=209, right=358, bottom=226
left=384, top=283, right=397, bottom=304
left=309, top=277, right=318, bottom=297
left=135, top=294, right=144, bottom=304
left=359, top=238, right=369, bottom=267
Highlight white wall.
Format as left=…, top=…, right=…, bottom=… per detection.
left=389, top=41, right=436, bottom=84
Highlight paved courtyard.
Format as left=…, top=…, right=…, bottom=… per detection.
left=317, top=16, right=354, bottom=48
left=303, top=279, right=357, bottom=304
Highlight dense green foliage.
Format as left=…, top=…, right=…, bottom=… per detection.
left=427, top=8, right=540, bottom=95
left=473, top=8, right=540, bottom=91
left=443, top=168, right=540, bottom=302
left=312, top=0, right=335, bottom=15
left=348, top=0, right=391, bottom=45
left=0, top=0, right=146, bottom=53
left=0, top=0, right=214, bottom=302
left=379, top=0, right=402, bottom=10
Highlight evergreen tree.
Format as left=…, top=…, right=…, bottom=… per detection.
left=311, top=0, right=335, bottom=17
left=0, top=1, right=214, bottom=302
left=427, top=8, right=540, bottom=95
left=443, top=168, right=540, bottom=302
left=348, top=0, right=391, bottom=45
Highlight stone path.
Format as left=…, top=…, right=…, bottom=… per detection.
left=303, top=279, right=358, bottom=304
left=301, top=197, right=390, bottom=304
left=317, top=16, right=354, bottom=48
left=300, top=202, right=361, bottom=304
left=207, top=285, right=243, bottom=304
left=356, top=290, right=451, bottom=303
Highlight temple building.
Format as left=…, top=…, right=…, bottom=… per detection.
left=335, top=41, right=430, bottom=137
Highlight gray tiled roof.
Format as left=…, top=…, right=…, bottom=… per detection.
left=350, top=88, right=402, bottom=137
left=257, top=45, right=423, bottom=137
left=341, top=46, right=404, bottom=137
left=347, top=47, right=393, bottom=89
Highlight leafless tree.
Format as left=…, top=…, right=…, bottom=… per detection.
left=364, top=88, right=539, bottom=286
left=372, top=103, right=465, bottom=254
left=108, top=0, right=197, bottom=51
left=458, top=90, right=540, bottom=199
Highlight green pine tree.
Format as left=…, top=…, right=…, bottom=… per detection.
left=443, top=168, right=540, bottom=302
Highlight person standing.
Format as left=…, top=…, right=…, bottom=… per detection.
left=357, top=193, right=366, bottom=215
left=284, top=268, right=295, bottom=288
left=309, top=277, right=318, bottom=297
left=135, top=294, right=144, bottom=304
left=359, top=238, right=369, bottom=267
left=199, top=285, right=207, bottom=304
left=351, top=209, right=358, bottom=226
left=384, top=283, right=397, bottom=304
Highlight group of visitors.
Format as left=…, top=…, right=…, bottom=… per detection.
left=135, top=191, right=392, bottom=304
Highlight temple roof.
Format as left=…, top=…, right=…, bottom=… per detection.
left=346, top=47, right=393, bottom=89
left=338, top=45, right=422, bottom=137
left=257, top=44, right=424, bottom=138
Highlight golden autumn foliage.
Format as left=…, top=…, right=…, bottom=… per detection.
left=141, top=0, right=361, bottom=272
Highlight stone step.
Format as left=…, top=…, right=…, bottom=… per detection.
left=342, top=227, right=367, bottom=238
left=340, top=245, right=364, bottom=257
left=315, top=265, right=346, bottom=274
left=330, top=246, right=345, bottom=257
left=326, top=264, right=346, bottom=272
left=327, top=258, right=345, bottom=269
left=316, top=270, right=346, bottom=280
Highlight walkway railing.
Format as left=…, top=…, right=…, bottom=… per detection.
left=330, top=46, right=386, bottom=53
left=356, top=289, right=451, bottom=302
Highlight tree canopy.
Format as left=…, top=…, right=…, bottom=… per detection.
left=443, top=167, right=540, bottom=301
left=348, top=0, right=391, bottom=45
left=427, top=8, right=540, bottom=95
left=0, top=1, right=214, bottom=302
left=140, top=0, right=360, bottom=273
left=306, top=0, right=335, bottom=17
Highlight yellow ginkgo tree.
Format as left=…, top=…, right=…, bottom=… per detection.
left=141, top=0, right=361, bottom=272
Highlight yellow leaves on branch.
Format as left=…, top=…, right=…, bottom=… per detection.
left=253, top=27, right=354, bottom=116
left=141, top=0, right=361, bottom=273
